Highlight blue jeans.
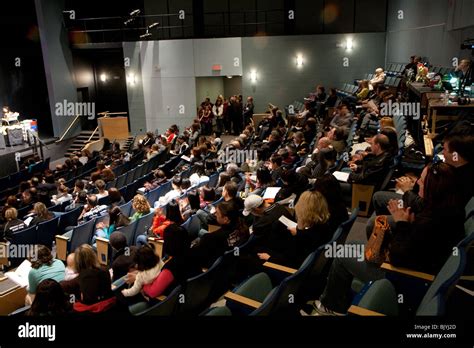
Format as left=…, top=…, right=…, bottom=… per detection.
left=372, top=191, right=402, bottom=215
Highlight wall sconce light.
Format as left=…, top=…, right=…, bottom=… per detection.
left=296, top=54, right=304, bottom=68
left=250, top=70, right=258, bottom=83
left=100, top=73, right=108, bottom=82
left=127, top=73, right=137, bottom=85
left=345, top=38, right=353, bottom=51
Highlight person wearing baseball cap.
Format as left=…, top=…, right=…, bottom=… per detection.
left=242, top=194, right=265, bottom=217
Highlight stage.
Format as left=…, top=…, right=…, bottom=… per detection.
left=0, top=137, right=72, bottom=178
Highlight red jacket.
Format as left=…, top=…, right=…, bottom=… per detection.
left=73, top=297, right=116, bottom=313
left=152, top=215, right=173, bottom=238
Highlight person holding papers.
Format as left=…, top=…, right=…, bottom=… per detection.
left=285, top=190, right=333, bottom=267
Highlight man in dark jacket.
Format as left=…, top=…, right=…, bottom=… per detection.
left=348, top=134, right=393, bottom=188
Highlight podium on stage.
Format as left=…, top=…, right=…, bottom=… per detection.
left=98, top=115, right=129, bottom=140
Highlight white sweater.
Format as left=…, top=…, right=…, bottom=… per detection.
left=122, top=260, right=164, bottom=297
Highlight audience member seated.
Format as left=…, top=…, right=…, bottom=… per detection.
left=141, top=131, right=155, bottom=149
left=95, top=180, right=108, bottom=200
left=179, top=189, right=201, bottom=220
left=143, top=169, right=167, bottom=192
left=275, top=170, right=309, bottom=203
left=110, top=232, right=138, bottom=282
left=25, top=202, right=54, bottom=227
left=192, top=201, right=249, bottom=268
left=293, top=131, right=310, bottom=157
left=0, top=207, right=26, bottom=241
left=130, top=195, right=151, bottom=222
left=108, top=187, right=126, bottom=207
left=73, top=268, right=116, bottom=314
left=155, top=176, right=183, bottom=208
left=94, top=206, right=130, bottom=242
left=347, top=134, right=392, bottom=187
left=26, top=279, right=72, bottom=316
left=284, top=190, right=333, bottom=267
left=137, top=200, right=183, bottom=247
left=305, top=162, right=465, bottom=316
left=243, top=167, right=275, bottom=198
left=312, top=175, right=349, bottom=231
left=442, top=133, right=474, bottom=204
left=329, top=104, right=353, bottom=130
left=78, top=195, right=108, bottom=223
left=121, top=245, right=164, bottom=300
left=133, top=225, right=201, bottom=305
left=51, top=185, right=72, bottom=206
left=37, top=174, right=57, bottom=199
left=26, top=245, right=66, bottom=306
left=369, top=68, right=386, bottom=90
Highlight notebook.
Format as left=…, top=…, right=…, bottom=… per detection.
left=5, top=259, right=31, bottom=288
left=333, top=171, right=350, bottom=182
left=278, top=216, right=298, bottom=229
left=262, top=187, right=281, bottom=200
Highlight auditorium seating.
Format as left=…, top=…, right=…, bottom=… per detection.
left=349, top=244, right=468, bottom=316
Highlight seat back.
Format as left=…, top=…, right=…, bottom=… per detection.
left=416, top=294, right=443, bottom=316
left=203, top=306, right=232, bottom=316
left=234, top=272, right=273, bottom=303
left=147, top=181, right=172, bottom=206
left=135, top=285, right=182, bottom=316
left=8, top=225, right=38, bottom=266
left=416, top=248, right=467, bottom=316
left=252, top=250, right=320, bottom=316
left=11, top=225, right=38, bottom=246
left=176, top=257, right=225, bottom=315
left=392, top=115, right=407, bottom=149
left=70, top=219, right=96, bottom=252
left=181, top=214, right=201, bottom=240
left=305, top=209, right=358, bottom=295
left=353, top=279, right=399, bottom=316
left=134, top=212, right=154, bottom=244
left=331, top=208, right=359, bottom=244
left=208, top=173, right=219, bottom=188
left=119, top=201, right=133, bottom=217
left=58, top=206, right=83, bottom=234
left=465, top=196, right=474, bottom=220
left=459, top=216, right=474, bottom=247
left=97, top=195, right=111, bottom=206
left=36, top=217, right=60, bottom=248
left=118, top=220, right=139, bottom=246
left=115, top=173, right=128, bottom=189
left=59, top=199, right=73, bottom=212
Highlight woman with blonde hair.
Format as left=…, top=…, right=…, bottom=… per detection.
left=28, top=202, right=54, bottom=227
left=130, top=194, right=151, bottom=222
left=252, top=189, right=334, bottom=268
left=287, top=190, right=334, bottom=266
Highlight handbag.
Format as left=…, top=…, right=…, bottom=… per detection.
left=365, top=215, right=391, bottom=264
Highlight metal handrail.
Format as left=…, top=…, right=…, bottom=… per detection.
left=86, top=126, right=100, bottom=143
left=56, top=115, right=81, bottom=143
